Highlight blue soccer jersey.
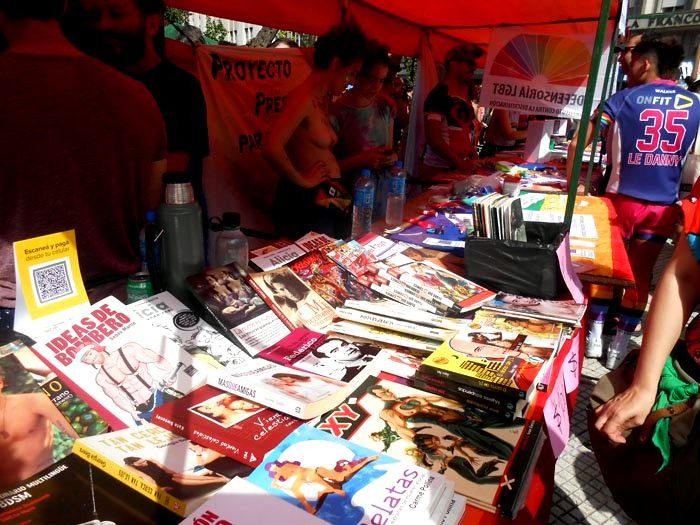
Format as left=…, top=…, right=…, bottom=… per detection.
left=600, top=81, right=700, bottom=204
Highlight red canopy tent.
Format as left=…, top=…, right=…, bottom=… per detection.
left=167, top=0, right=623, bottom=61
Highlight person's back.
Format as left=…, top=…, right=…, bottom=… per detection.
left=604, top=80, right=700, bottom=204
left=0, top=47, right=166, bottom=306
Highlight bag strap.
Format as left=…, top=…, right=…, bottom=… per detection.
left=638, top=394, right=700, bottom=443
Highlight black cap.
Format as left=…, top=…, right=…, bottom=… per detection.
left=221, top=212, right=241, bottom=229
left=162, top=172, right=192, bottom=184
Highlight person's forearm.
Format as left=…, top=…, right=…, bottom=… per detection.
left=632, top=237, right=700, bottom=391
left=427, top=138, right=463, bottom=168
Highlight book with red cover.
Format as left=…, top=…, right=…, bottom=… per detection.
left=152, top=384, right=302, bottom=467
left=287, top=250, right=379, bottom=308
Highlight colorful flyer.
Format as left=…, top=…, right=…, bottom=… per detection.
left=13, top=230, right=89, bottom=335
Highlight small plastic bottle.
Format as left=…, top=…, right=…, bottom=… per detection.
left=385, top=160, right=407, bottom=227
left=351, top=169, right=375, bottom=239
left=213, top=212, right=249, bottom=270
left=139, top=209, right=158, bottom=272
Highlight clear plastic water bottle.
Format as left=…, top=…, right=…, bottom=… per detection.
left=351, top=168, right=375, bottom=239
left=385, top=160, right=406, bottom=227
left=213, top=212, right=249, bottom=270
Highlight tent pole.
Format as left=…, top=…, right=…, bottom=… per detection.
left=584, top=29, right=620, bottom=194
left=564, top=0, right=616, bottom=228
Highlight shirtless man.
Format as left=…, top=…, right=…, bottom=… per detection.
left=0, top=366, right=79, bottom=488
left=79, top=342, right=177, bottom=424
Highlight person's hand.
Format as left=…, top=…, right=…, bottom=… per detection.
left=360, top=146, right=394, bottom=170
left=593, top=384, right=657, bottom=444
left=300, top=161, right=331, bottom=188
left=455, top=158, right=476, bottom=173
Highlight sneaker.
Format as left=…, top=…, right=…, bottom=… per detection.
left=605, top=347, right=630, bottom=369
left=585, top=337, right=603, bottom=358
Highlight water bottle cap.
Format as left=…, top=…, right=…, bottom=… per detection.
left=360, top=168, right=372, bottom=177
left=162, top=172, right=192, bottom=185
left=394, top=160, right=404, bottom=168
left=145, top=209, right=157, bottom=222
left=221, top=212, right=241, bottom=229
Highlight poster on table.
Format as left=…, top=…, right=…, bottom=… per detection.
left=194, top=45, right=312, bottom=233
left=479, top=26, right=613, bottom=119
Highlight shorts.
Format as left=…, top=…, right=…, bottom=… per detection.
left=608, top=193, right=680, bottom=243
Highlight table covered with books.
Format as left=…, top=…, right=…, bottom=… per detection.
left=0, top=179, right=622, bottom=525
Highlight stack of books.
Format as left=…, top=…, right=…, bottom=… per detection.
left=2, top=225, right=587, bottom=524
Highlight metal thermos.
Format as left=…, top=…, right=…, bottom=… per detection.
left=157, top=172, right=205, bottom=303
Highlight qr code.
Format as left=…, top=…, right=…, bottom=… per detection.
left=32, top=261, right=74, bottom=304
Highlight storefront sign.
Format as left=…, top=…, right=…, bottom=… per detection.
left=480, top=27, right=612, bottom=119
left=629, top=10, right=700, bottom=30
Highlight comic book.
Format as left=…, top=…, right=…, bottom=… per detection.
left=246, top=424, right=454, bottom=524
left=185, top=264, right=291, bottom=356
left=419, top=330, right=560, bottom=400
left=72, top=423, right=251, bottom=517
left=344, top=298, right=474, bottom=331
left=287, top=250, right=379, bottom=308
left=130, top=291, right=254, bottom=366
left=246, top=267, right=335, bottom=332
left=314, top=373, right=545, bottom=518
left=29, top=296, right=208, bottom=430
left=152, top=384, right=302, bottom=467
left=257, top=327, right=383, bottom=384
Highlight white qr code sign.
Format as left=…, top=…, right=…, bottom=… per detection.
left=30, top=257, right=76, bottom=304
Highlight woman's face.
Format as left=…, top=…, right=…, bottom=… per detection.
left=270, top=280, right=304, bottom=302
left=354, top=63, right=389, bottom=101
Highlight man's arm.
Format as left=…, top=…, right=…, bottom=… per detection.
left=123, top=342, right=174, bottom=377
left=565, top=119, right=597, bottom=190
left=424, top=116, right=471, bottom=171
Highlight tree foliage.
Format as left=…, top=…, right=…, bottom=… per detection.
left=164, top=7, right=190, bottom=26
left=204, top=17, right=228, bottom=43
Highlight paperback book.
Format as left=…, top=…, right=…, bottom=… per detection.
left=0, top=455, right=181, bottom=525
left=72, top=423, right=252, bottom=517
left=29, top=296, right=208, bottom=429
left=246, top=424, right=453, bottom=524
left=209, top=358, right=353, bottom=420
left=482, top=292, right=586, bottom=326
left=327, top=319, right=440, bottom=352
left=247, top=267, right=335, bottom=331
left=419, top=333, right=557, bottom=400
left=258, top=327, right=383, bottom=383
left=344, top=298, right=474, bottom=331
left=185, top=265, right=291, bottom=355
left=470, top=309, right=568, bottom=339
left=315, top=372, right=544, bottom=517
left=287, top=249, right=379, bottom=308
left=152, top=384, right=302, bottom=467
left=334, top=306, right=456, bottom=342
left=179, top=476, right=327, bottom=525
left=130, top=291, right=254, bottom=366
left=0, top=342, right=84, bottom=490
